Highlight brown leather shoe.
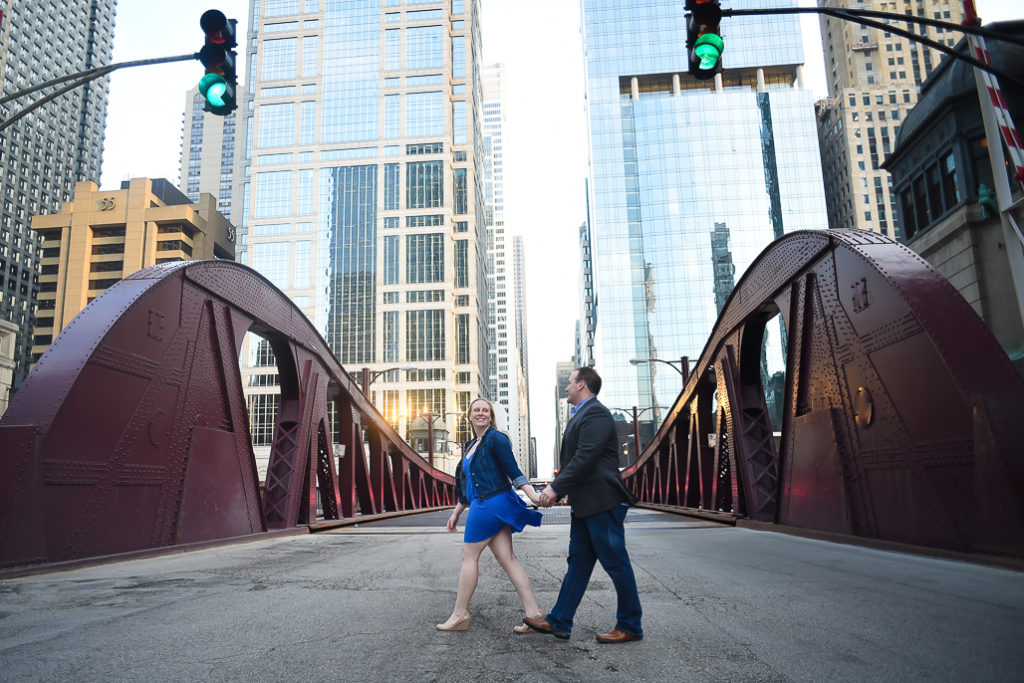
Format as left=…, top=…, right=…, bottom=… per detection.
left=524, top=615, right=570, bottom=639
left=596, top=628, right=643, bottom=643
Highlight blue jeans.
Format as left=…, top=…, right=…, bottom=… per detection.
left=546, top=504, right=643, bottom=636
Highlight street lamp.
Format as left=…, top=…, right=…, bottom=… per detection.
left=629, top=356, right=695, bottom=383
left=418, top=410, right=464, bottom=468
left=351, top=365, right=416, bottom=396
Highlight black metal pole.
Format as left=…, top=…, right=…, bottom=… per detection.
left=721, top=6, right=1024, bottom=88
left=0, top=53, right=199, bottom=133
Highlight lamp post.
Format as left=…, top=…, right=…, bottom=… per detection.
left=420, top=410, right=464, bottom=469
left=629, top=356, right=694, bottom=383
left=352, top=365, right=416, bottom=396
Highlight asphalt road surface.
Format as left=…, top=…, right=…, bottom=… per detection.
left=1, top=507, right=1021, bottom=682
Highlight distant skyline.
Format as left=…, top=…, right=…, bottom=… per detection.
left=98, top=0, right=1021, bottom=476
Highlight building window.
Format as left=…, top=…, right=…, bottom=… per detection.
left=302, top=35, right=319, bottom=77
left=406, top=309, right=445, bottom=361
left=406, top=26, right=444, bottom=69
left=406, top=214, right=443, bottom=227
left=385, top=29, right=401, bottom=71
left=407, top=160, right=444, bottom=208
left=942, top=152, right=960, bottom=208
left=252, top=241, right=290, bottom=289
left=384, top=163, right=401, bottom=210
left=454, top=239, right=468, bottom=287
left=454, top=167, right=467, bottom=214
left=406, top=91, right=445, bottom=137
left=255, top=171, right=292, bottom=218
left=383, top=310, right=399, bottom=362
left=261, top=38, right=298, bottom=81
left=451, top=35, right=465, bottom=78
left=383, top=235, right=400, bottom=284
left=247, top=393, right=280, bottom=447
left=406, top=233, right=444, bottom=283
left=455, top=313, right=469, bottom=364
left=452, top=100, right=467, bottom=145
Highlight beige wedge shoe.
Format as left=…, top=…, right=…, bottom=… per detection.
left=435, top=613, right=471, bottom=631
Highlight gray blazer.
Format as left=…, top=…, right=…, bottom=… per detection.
left=552, top=398, right=635, bottom=518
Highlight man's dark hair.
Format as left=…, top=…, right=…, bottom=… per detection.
left=574, top=366, right=602, bottom=395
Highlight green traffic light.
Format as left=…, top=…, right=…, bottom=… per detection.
left=694, top=33, right=724, bottom=70
left=207, top=81, right=228, bottom=106
left=199, top=73, right=228, bottom=106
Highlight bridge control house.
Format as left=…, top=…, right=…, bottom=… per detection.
left=29, top=178, right=236, bottom=363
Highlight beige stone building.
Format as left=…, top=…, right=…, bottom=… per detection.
left=29, top=178, right=235, bottom=360
left=816, top=0, right=964, bottom=235
left=0, top=319, right=17, bottom=415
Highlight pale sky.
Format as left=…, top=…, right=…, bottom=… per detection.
left=99, top=0, right=1020, bottom=476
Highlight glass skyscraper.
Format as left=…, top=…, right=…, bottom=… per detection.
left=236, top=0, right=487, bottom=475
left=0, top=0, right=116, bottom=388
left=580, top=0, right=828, bottom=433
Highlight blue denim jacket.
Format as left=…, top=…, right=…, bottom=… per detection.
left=455, top=426, right=529, bottom=505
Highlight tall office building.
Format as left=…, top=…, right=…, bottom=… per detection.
left=510, top=233, right=531, bottom=463
left=816, top=0, right=964, bottom=235
left=581, top=0, right=828, bottom=428
left=236, top=0, right=488, bottom=475
left=574, top=216, right=596, bottom=368
left=0, top=0, right=116, bottom=386
left=179, top=86, right=237, bottom=218
left=553, top=361, right=574, bottom=464
left=481, top=63, right=529, bottom=469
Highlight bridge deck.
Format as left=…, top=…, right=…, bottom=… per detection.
left=1, top=508, right=1021, bottom=681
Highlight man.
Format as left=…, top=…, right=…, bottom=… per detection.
left=525, top=366, right=643, bottom=643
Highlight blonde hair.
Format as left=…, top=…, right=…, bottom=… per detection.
left=469, top=397, right=497, bottom=429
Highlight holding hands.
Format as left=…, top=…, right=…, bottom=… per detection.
left=522, top=486, right=542, bottom=507
left=539, top=485, right=558, bottom=508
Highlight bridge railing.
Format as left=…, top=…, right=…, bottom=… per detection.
left=622, top=229, right=1024, bottom=557
left=0, top=260, right=454, bottom=568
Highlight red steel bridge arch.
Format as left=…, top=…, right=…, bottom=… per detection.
left=622, top=229, right=1024, bottom=557
left=0, top=260, right=453, bottom=568
left=2, top=229, right=1023, bottom=568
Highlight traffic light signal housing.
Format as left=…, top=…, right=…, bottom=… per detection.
left=686, top=0, right=724, bottom=80
left=199, top=9, right=237, bottom=116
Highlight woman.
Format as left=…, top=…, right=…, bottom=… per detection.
left=436, top=397, right=545, bottom=632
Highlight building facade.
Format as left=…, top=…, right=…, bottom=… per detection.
left=0, top=318, right=16, bottom=415
left=0, top=0, right=116, bottom=385
left=510, top=234, right=531, bottom=467
left=29, top=178, right=235, bottom=357
left=573, top=216, right=596, bottom=368
left=580, top=0, right=828, bottom=436
left=481, top=63, right=530, bottom=471
left=180, top=86, right=237, bottom=218
left=552, top=360, right=574, bottom=467
left=884, top=28, right=1024, bottom=370
left=235, top=0, right=488, bottom=475
left=816, top=0, right=964, bottom=235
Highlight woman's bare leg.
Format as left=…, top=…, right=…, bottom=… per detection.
left=439, top=537, right=490, bottom=626
left=488, top=526, right=542, bottom=618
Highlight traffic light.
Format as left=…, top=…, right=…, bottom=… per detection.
left=199, top=9, right=237, bottom=115
left=685, top=0, right=724, bottom=80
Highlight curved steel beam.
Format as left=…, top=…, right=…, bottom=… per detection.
left=0, top=261, right=453, bottom=567
left=624, top=230, right=1024, bottom=557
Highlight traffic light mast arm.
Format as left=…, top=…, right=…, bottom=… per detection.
left=721, top=6, right=1024, bottom=89
left=0, top=53, right=198, bottom=133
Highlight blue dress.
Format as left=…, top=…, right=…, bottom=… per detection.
left=463, top=455, right=542, bottom=543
